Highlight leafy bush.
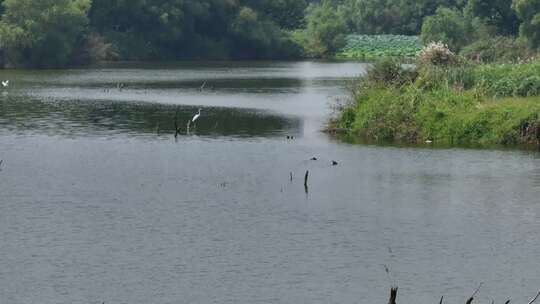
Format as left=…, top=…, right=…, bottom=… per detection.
left=474, top=60, right=540, bottom=97
left=415, top=64, right=476, bottom=91
left=515, top=76, right=540, bottom=96
left=418, top=42, right=458, bottom=66
left=460, top=36, right=534, bottom=63
left=421, top=7, right=471, bottom=52
left=365, top=58, right=418, bottom=86
left=72, top=33, right=118, bottom=65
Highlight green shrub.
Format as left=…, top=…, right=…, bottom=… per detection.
left=474, top=60, right=540, bottom=97
left=515, top=76, right=540, bottom=96
left=365, top=58, right=418, bottom=86
left=418, top=42, right=459, bottom=66
left=460, top=36, right=534, bottom=63
left=421, top=7, right=472, bottom=52
left=415, top=64, right=475, bottom=91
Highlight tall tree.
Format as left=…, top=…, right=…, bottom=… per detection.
left=302, top=2, right=347, bottom=57
left=0, top=0, right=91, bottom=67
left=466, top=0, right=519, bottom=35
left=512, top=0, right=540, bottom=48
left=421, top=7, right=471, bottom=51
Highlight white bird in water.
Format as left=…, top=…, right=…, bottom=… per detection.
left=191, top=108, right=202, bottom=126
left=2, top=80, right=9, bottom=87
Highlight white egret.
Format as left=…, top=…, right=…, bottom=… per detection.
left=2, top=80, right=9, bottom=88
left=191, top=108, right=202, bottom=127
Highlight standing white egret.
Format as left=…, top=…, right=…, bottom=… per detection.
left=2, top=80, right=9, bottom=88
left=191, top=108, right=202, bottom=127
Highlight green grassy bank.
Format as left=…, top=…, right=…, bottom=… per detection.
left=333, top=52, right=540, bottom=147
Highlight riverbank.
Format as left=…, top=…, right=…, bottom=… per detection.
left=333, top=52, right=540, bottom=147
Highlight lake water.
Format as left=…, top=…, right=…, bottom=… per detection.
left=0, top=61, right=539, bottom=304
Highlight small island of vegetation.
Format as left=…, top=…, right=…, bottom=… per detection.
left=326, top=0, right=540, bottom=148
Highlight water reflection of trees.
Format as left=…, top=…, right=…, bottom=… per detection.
left=0, top=96, right=302, bottom=138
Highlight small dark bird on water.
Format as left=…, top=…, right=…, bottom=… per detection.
left=331, top=160, right=338, bottom=166
left=311, top=157, right=318, bottom=161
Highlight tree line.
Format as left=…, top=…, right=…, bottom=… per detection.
left=0, top=0, right=538, bottom=67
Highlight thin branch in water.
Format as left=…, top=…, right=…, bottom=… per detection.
left=466, top=282, right=484, bottom=304
left=527, top=291, right=540, bottom=304
left=440, top=296, right=444, bottom=304
left=174, top=108, right=181, bottom=138
left=304, top=170, right=309, bottom=194
left=199, top=81, right=207, bottom=92
left=384, top=264, right=397, bottom=288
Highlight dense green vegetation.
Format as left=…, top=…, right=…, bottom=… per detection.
left=0, top=0, right=538, bottom=67
left=337, top=35, right=422, bottom=60
left=327, top=0, right=540, bottom=147
left=334, top=46, right=540, bottom=146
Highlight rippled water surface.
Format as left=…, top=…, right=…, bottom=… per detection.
left=1, top=61, right=539, bottom=304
